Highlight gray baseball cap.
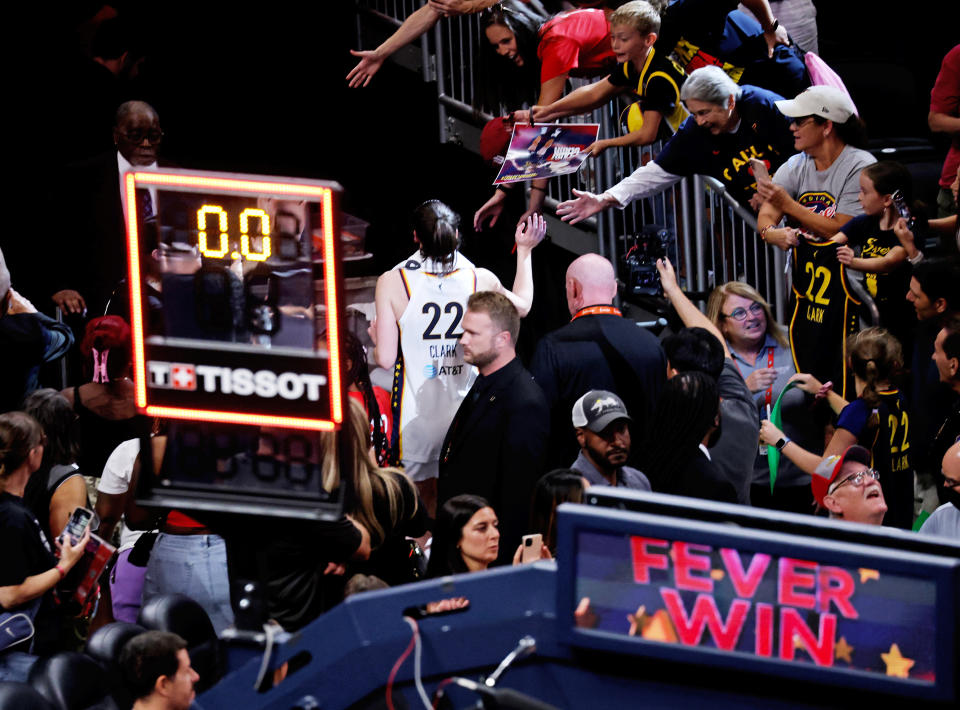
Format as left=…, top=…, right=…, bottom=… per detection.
left=572, top=390, right=631, bottom=433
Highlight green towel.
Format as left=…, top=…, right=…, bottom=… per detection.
left=767, top=382, right=799, bottom=494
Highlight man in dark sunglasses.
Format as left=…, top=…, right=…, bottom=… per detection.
left=812, top=444, right=887, bottom=525
left=53, top=101, right=165, bottom=325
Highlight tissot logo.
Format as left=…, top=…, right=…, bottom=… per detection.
left=148, top=361, right=327, bottom=401
left=171, top=364, right=197, bottom=390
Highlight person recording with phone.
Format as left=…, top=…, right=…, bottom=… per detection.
left=0, top=412, right=90, bottom=682
left=831, top=161, right=922, bottom=353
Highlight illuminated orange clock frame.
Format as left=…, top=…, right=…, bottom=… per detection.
left=124, top=170, right=343, bottom=431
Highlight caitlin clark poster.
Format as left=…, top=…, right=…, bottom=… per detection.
left=493, top=123, right=599, bottom=185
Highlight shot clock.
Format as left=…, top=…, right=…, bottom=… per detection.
left=123, top=168, right=350, bottom=521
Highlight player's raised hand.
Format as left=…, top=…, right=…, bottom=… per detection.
left=515, top=213, right=546, bottom=250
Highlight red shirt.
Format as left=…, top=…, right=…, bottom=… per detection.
left=930, top=45, right=960, bottom=188
left=348, top=386, right=392, bottom=445
left=538, top=9, right=615, bottom=84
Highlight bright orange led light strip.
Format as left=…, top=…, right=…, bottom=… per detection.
left=132, top=172, right=334, bottom=197
left=144, top=406, right=336, bottom=431
left=126, top=172, right=148, bottom=409
left=322, top=189, right=343, bottom=425
left=125, top=169, right=344, bottom=431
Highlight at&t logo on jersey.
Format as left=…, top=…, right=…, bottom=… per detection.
left=422, top=362, right=465, bottom=379
left=148, top=361, right=327, bottom=401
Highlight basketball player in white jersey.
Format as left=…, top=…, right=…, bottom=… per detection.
left=372, top=200, right=545, bottom=515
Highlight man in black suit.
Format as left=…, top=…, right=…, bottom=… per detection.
left=54, top=100, right=164, bottom=320
left=530, top=253, right=666, bottom=470
left=438, top=291, right=549, bottom=564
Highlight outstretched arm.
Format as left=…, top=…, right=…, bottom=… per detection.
left=477, top=214, right=546, bottom=315
left=655, top=257, right=731, bottom=359
left=428, top=0, right=500, bottom=16
left=556, top=162, right=682, bottom=224
left=529, top=79, right=620, bottom=123
left=759, top=419, right=857, bottom=475
left=347, top=4, right=442, bottom=87
left=587, top=110, right=663, bottom=157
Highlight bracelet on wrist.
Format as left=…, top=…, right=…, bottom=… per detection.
left=529, top=186, right=546, bottom=193
left=764, top=18, right=779, bottom=32
left=907, top=249, right=924, bottom=266
left=55, top=564, right=65, bottom=580
left=759, top=225, right=773, bottom=241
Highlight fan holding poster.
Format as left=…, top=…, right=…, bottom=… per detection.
left=493, top=123, right=599, bottom=185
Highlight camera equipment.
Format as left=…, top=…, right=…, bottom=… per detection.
left=618, top=225, right=672, bottom=297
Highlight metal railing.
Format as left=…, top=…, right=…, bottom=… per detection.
left=354, top=1, right=787, bottom=316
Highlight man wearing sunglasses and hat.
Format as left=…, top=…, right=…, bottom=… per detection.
left=812, top=445, right=887, bottom=526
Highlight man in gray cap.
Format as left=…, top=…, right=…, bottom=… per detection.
left=569, top=390, right=651, bottom=490
left=811, top=445, right=887, bottom=526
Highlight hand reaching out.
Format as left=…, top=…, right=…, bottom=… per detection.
left=787, top=372, right=824, bottom=394
left=474, top=189, right=507, bottom=231
left=515, top=213, right=546, bottom=250
left=346, top=49, right=385, bottom=88
left=556, top=189, right=609, bottom=225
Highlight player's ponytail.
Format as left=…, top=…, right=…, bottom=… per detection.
left=412, top=200, right=461, bottom=273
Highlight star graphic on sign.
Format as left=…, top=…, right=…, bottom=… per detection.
left=881, top=643, right=915, bottom=678
left=834, top=637, right=854, bottom=663
left=793, top=634, right=805, bottom=652
left=858, top=568, right=880, bottom=583
left=627, top=605, right=648, bottom=636
left=710, top=568, right=725, bottom=581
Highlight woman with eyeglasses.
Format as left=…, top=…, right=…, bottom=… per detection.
left=706, top=281, right=822, bottom=513
left=760, top=327, right=915, bottom=529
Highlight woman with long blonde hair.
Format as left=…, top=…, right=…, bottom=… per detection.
left=706, top=281, right=820, bottom=513
left=323, top=399, right=427, bottom=585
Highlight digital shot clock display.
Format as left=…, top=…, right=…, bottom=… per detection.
left=123, top=168, right=345, bottom=431
left=124, top=169, right=352, bottom=521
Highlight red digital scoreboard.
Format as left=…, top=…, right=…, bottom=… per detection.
left=123, top=168, right=344, bottom=431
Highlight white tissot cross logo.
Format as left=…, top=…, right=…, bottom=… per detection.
left=171, top=364, right=197, bottom=390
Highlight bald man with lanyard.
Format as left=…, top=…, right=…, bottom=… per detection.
left=530, top=253, right=666, bottom=471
